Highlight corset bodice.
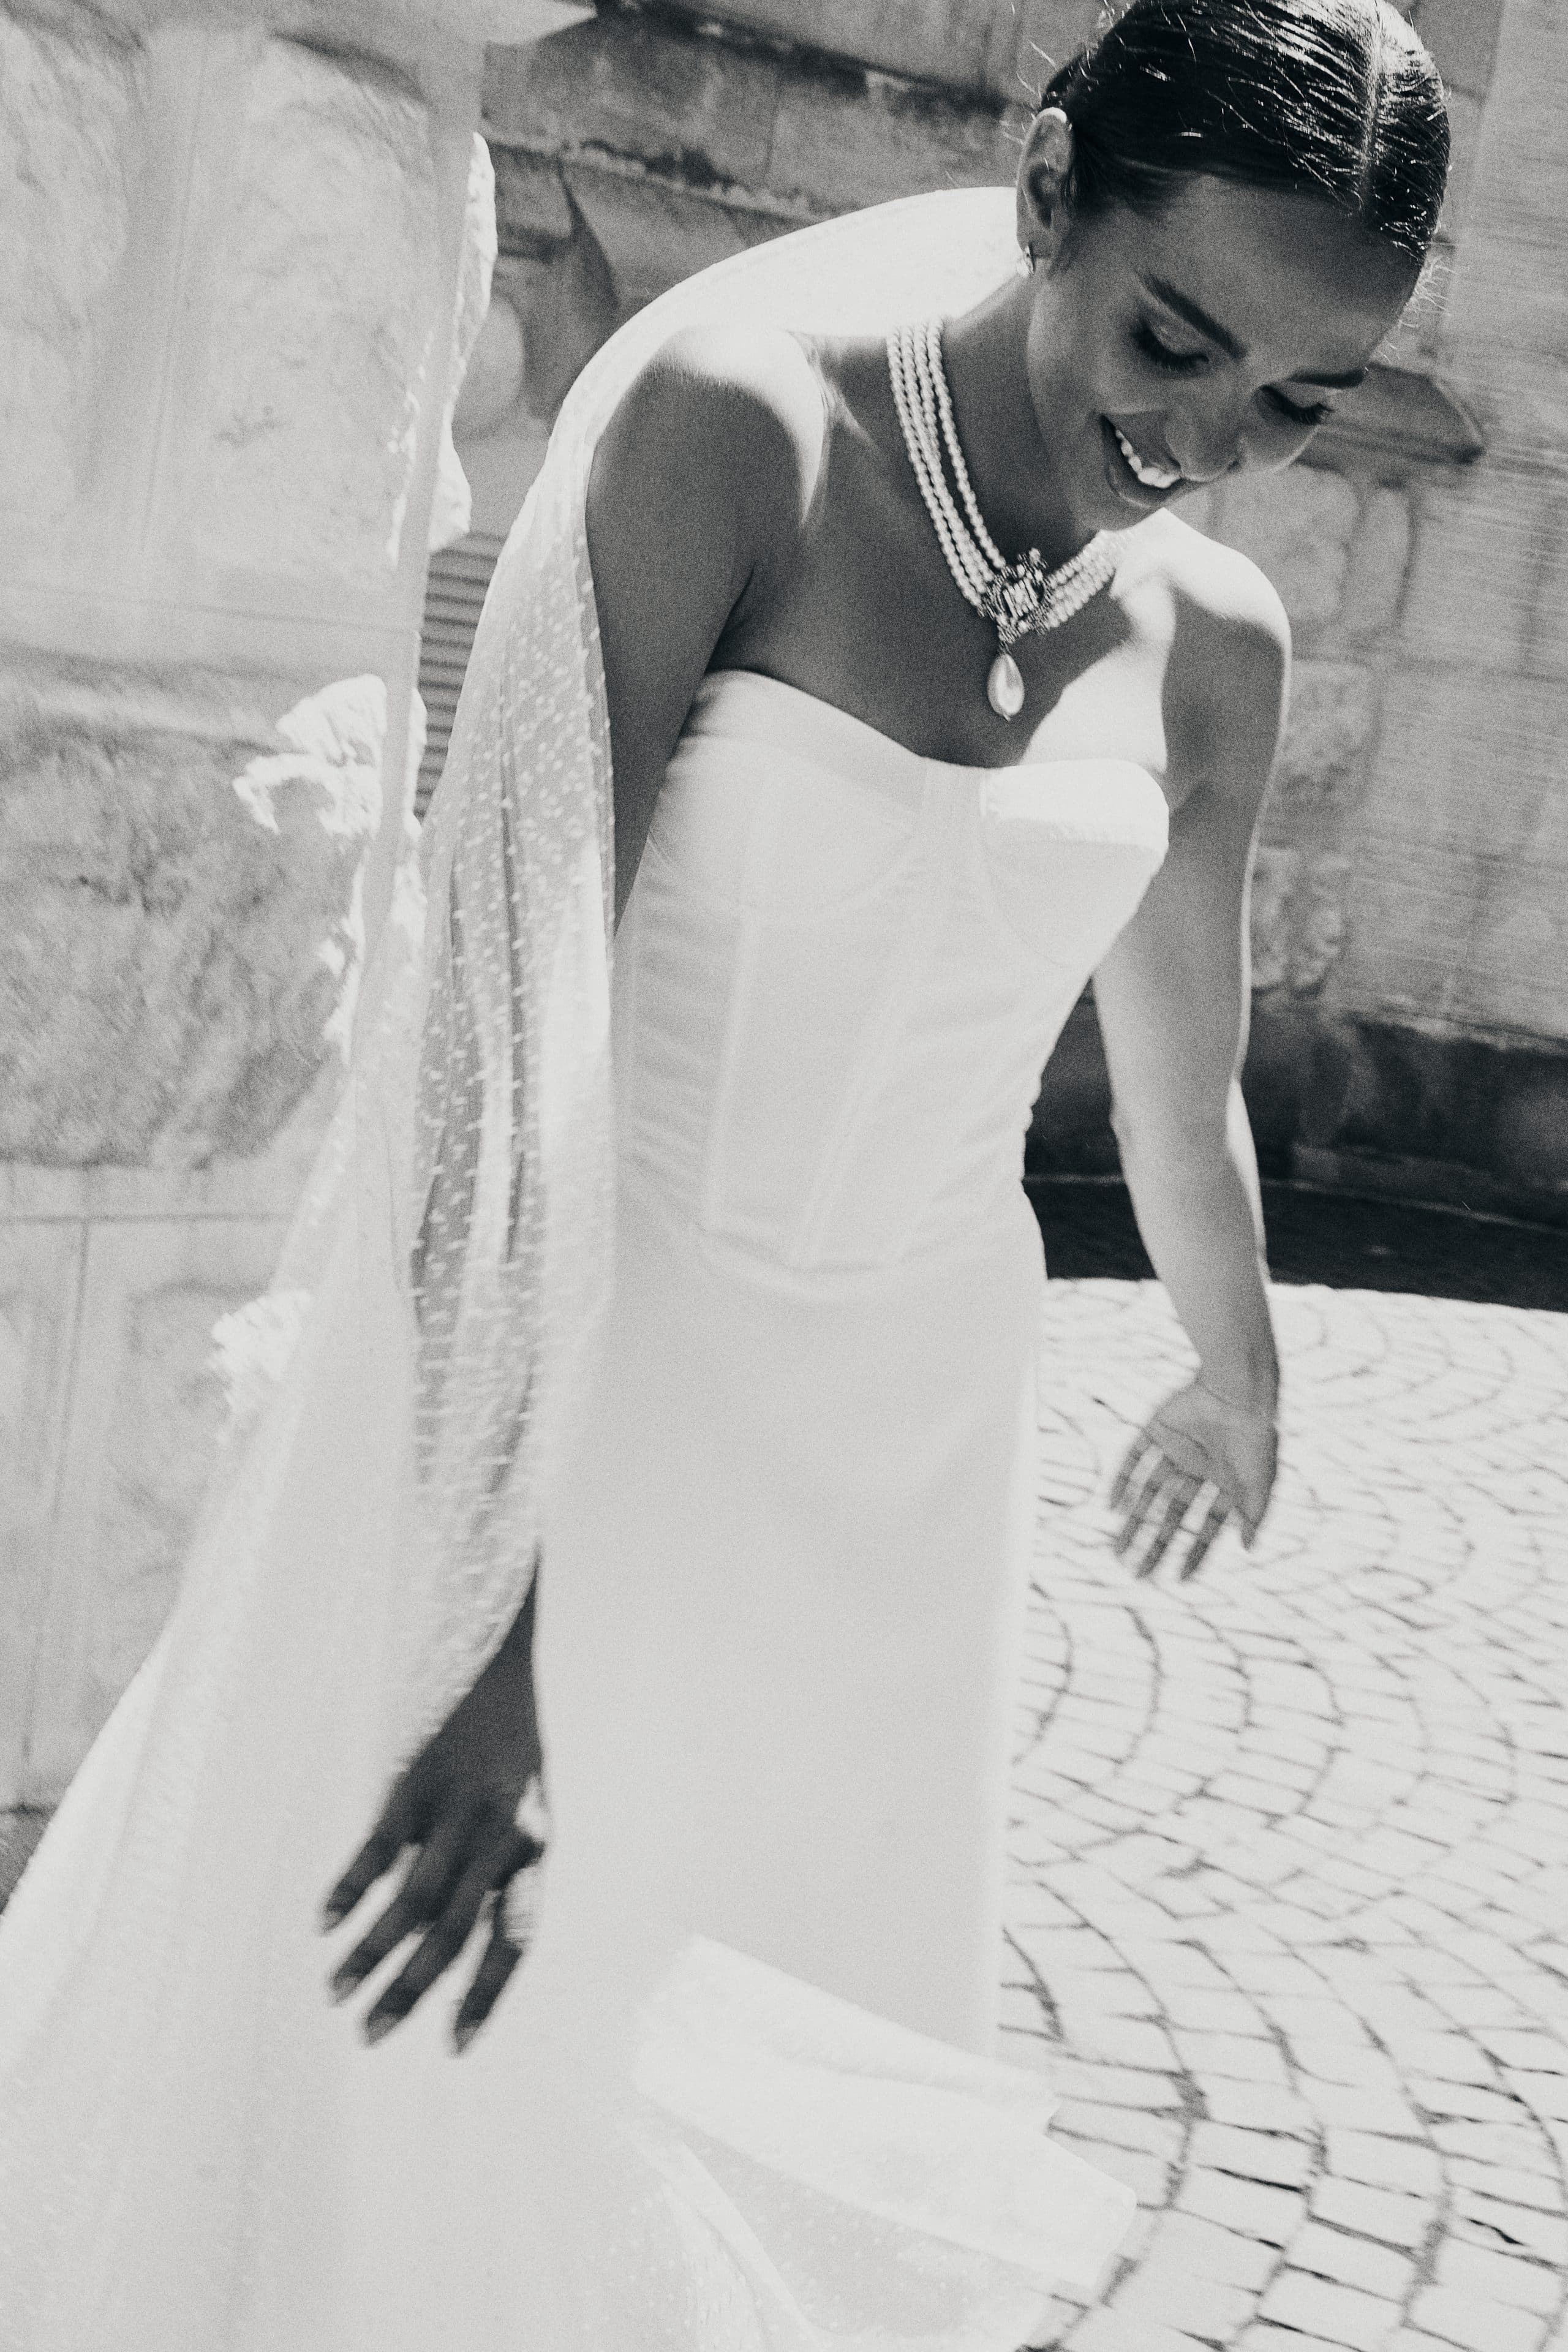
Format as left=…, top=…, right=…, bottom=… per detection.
left=612, top=669, right=1168, bottom=1281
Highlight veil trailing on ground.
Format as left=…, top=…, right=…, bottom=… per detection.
left=222, top=184, right=1026, bottom=1763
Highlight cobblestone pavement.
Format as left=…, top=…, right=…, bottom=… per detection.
left=3, top=1278, right=1564, bottom=2352
left=1009, top=1280, right=1568, bottom=2352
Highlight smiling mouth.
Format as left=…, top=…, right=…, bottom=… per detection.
left=1108, top=421, right=1184, bottom=492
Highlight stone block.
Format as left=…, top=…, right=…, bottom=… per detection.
left=640, top=0, right=1006, bottom=92
left=1338, top=488, right=1412, bottom=641
left=1417, top=0, right=1506, bottom=94
left=1439, top=249, right=1568, bottom=475
left=0, top=10, right=143, bottom=528
left=562, top=165, right=756, bottom=310
left=1251, top=846, right=1354, bottom=1000
left=513, top=228, right=621, bottom=422
left=487, top=12, right=778, bottom=191
left=489, top=145, right=576, bottom=254
left=1462, top=3, right=1568, bottom=256
left=0, top=1223, right=83, bottom=1806
left=1369, top=647, right=1567, bottom=866
left=767, top=66, right=1016, bottom=217
left=178, top=37, right=439, bottom=585
left=1403, top=472, right=1568, bottom=682
left=1274, top=663, right=1378, bottom=818
left=0, top=660, right=386, bottom=1164
left=20, top=1216, right=287, bottom=1799
left=1214, top=469, right=1363, bottom=633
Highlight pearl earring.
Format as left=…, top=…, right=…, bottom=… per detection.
left=1016, top=241, right=1036, bottom=279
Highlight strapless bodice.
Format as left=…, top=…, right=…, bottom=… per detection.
left=612, top=669, right=1168, bottom=1281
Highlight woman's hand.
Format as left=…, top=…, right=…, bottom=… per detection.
left=1110, top=1374, right=1278, bottom=1580
left=320, top=1580, right=547, bottom=2054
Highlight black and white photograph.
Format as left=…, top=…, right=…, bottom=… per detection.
left=1, top=2, right=1564, bottom=2346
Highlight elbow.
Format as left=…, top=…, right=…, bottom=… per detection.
left=1110, top=1096, right=1233, bottom=1186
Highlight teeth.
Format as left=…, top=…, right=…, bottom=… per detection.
left=1112, top=424, right=1182, bottom=491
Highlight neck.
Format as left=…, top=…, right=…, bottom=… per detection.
left=940, top=284, right=1087, bottom=568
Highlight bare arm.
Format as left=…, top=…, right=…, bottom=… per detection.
left=321, top=328, right=825, bottom=2049
left=585, top=324, right=826, bottom=929
left=1093, top=565, right=1288, bottom=1568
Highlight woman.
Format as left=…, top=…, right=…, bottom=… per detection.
left=0, top=4, right=1448, bottom=2345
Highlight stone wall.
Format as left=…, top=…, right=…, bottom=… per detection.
left=0, top=0, right=590, bottom=1803
left=465, top=0, right=1565, bottom=1225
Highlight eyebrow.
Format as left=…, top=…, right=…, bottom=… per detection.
left=1140, top=274, right=1369, bottom=391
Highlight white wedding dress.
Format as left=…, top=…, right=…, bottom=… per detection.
left=0, top=659, right=1166, bottom=2348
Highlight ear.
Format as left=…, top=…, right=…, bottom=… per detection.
left=1015, top=106, right=1077, bottom=270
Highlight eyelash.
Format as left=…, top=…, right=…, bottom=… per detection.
left=1131, top=320, right=1335, bottom=429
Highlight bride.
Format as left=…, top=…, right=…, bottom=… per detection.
left=0, top=4, right=1447, bottom=2345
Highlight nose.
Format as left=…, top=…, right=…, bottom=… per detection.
left=1170, top=403, right=1246, bottom=485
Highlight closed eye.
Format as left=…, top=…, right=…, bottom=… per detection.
left=1132, top=319, right=1207, bottom=375
left=1265, top=388, right=1335, bottom=428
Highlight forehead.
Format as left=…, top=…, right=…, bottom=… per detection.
left=1096, top=173, right=1419, bottom=370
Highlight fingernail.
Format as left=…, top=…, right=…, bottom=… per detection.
left=320, top=1906, right=345, bottom=1933
left=363, top=2013, right=396, bottom=2047
left=453, top=2019, right=478, bottom=2055
left=330, top=1973, right=357, bottom=2004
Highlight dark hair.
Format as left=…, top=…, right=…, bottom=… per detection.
left=1039, top=0, right=1450, bottom=260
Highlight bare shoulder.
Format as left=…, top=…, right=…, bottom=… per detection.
left=1125, top=510, right=1291, bottom=807
left=600, top=322, right=828, bottom=552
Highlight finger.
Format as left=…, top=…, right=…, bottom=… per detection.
left=321, top=1812, right=414, bottom=1932
left=1134, top=1473, right=1204, bottom=1578
left=1109, top=1433, right=1160, bottom=1512
left=1179, top=1490, right=1233, bottom=1581
left=1109, top=1439, right=1170, bottom=1552
left=1113, top=1450, right=1185, bottom=1556
left=362, top=1838, right=510, bottom=2043
left=453, top=1899, right=529, bottom=2054
left=329, top=1814, right=478, bottom=2001
left=320, top=1762, right=438, bottom=1930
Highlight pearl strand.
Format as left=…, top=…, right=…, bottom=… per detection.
left=887, top=317, right=1120, bottom=720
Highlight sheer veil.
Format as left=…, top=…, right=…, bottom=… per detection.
left=223, top=185, right=1024, bottom=1765
left=0, top=183, right=1149, bottom=2351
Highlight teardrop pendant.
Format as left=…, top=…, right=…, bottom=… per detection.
left=987, top=650, right=1025, bottom=722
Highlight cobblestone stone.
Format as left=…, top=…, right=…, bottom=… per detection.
left=5, top=1280, right=1564, bottom=2347
left=1011, top=1281, right=1568, bottom=2352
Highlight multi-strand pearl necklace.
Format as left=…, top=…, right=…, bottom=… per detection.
left=887, top=317, right=1119, bottom=722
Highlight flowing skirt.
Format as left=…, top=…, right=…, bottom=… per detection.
left=0, top=1153, right=1134, bottom=2348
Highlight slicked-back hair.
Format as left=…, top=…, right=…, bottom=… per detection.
left=1038, top=0, right=1450, bottom=260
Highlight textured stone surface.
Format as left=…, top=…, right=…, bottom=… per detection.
left=1214, top=472, right=1363, bottom=635
left=183, top=37, right=440, bottom=582
left=1250, top=848, right=1353, bottom=1001
left=0, top=663, right=386, bottom=1164
left=0, top=10, right=143, bottom=526
left=1415, top=0, right=1507, bottom=97
left=1335, top=665, right=1568, bottom=1040
left=766, top=61, right=1019, bottom=216
left=12, top=1272, right=1563, bottom=2343
left=18, top=1215, right=288, bottom=1795
left=1403, top=471, right=1568, bottom=682
left=1007, top=1275, right=1568, bottom=2351
left=0, top=1224, right=81, bottom=1804
left=1271, top=665, right=1378, bottom=821
left=647, top=0, right=1011, bottom=92
left=1337, top=489, right=1412, bottom=642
